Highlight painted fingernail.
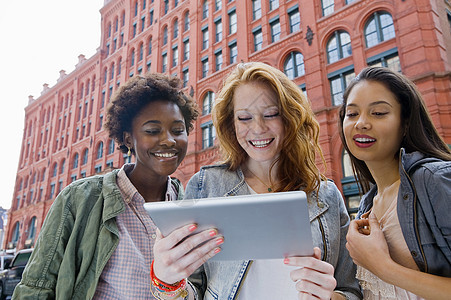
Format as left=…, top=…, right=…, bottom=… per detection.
left=209, top=229, right=217, bottom=237
left=214, top=247, right=221, bottom=254
left=216, top=238, right=224, bottom=245
left=188, top=224, right=197, bottom=232
left=284, top=258, right=290, bottom=264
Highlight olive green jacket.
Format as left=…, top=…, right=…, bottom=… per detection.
left=12, top=169, right=183, bottom=300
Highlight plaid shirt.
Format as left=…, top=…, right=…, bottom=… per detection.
left=93, top=164, right=178, bottom=299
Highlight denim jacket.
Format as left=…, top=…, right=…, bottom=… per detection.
left=12, top=169, right=183, bottom=300
left=185, top=165, right=362, bottom=300
left=357, top=149, right=451, bottom=277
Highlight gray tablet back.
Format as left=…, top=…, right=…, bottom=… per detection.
left=144, top=191, right=313, bottom=261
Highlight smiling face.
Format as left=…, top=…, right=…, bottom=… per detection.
left=343, top=80, right=403, bottom=167
left=124, top=100, right=188, bottom=178
left=233, top=81, right=285, bottom=166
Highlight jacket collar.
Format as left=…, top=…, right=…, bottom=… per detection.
left=102, top=169, right=126, bottom=223
left=307, top=188, right=329, bottom=222
left=400, top=148, right=426, bottom=173
left=358, top=148, right=433, bottom=218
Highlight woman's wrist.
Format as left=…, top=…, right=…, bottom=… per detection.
left=151, top=260, right=188, bottom=299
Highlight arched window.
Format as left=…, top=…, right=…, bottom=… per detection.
left=82, top=148, right=89, bottom=165
left=138, top=43, right=143, bottom=61
left=108, top=139, right=115, bottom=155
left=283, top=51, right=305, bottom=80
left=80, top=83, right=85, bottom=99
left=130, top=49, right=135, bottom=67
left=73, top=153, right=79, bottom=169
left=118, top=58, right=122, bottom=75
left=111, top=62, right=115, bottom=80
left=184, top=12, right=190, bottom=31
left=11, top=222, right=20, bottom=245
left=364, top=11, right=395, bottom=48
left=60, top=159, right=65, bottom=174
left=202, top=91, right=215, bottom=115
left=114, top=16, right=119, bottom=32
left=164, top=0, right=169, bottom=14
left=327, top=30, right=352, bottom=64
left=97, top=142, right=104, bottom=159
left=52, top=163, right=58, bottom=177
left=41, top=168, right=46, bottom=181
left=163, top=26, right=168, bottom=45
left=27, top=217, right=37, bottom=242
left=86, top=79, right=90, bottom=95
left=202, top=0, right=209, bottom=19
left=148, top=37, right=153, bottom=55
left=173, top=19, right=179, bottom=39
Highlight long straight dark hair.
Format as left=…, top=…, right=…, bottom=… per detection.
left=338, top=67, right=451, bottom=193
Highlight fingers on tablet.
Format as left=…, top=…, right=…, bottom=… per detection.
left=175, top=231, right=224, bottom=271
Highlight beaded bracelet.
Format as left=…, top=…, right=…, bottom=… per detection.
left=150, top=260, right=186, bottom=292
left=150, top=260, right=189, bottom=300
left=151, top=280, right=188, bottom=300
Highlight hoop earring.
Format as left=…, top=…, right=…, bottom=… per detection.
left=127, top=147, right=132, bottom=157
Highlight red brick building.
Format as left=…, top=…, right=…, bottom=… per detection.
left=6, top=0, right=451, bottom=250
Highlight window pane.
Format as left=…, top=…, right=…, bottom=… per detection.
left=386, top=55, right=401, bottom=72
left=340, top=32, right=352, bottom=58
left=331, top=77, right=344, bottom=106
left=295, top=52, right=305, bottom=77
left=289, top=10, right=300, bottom=33
left=380, top=14, right=395, bottom=41
left=229, top=12, right=237, bottom=34
left=215, top=52, right=223, bottom=71
left=216, top=21, right=222, bottom=42
left=184, top=41, right=190, bottom=60
left=254, top=30, right=263, bottom=51
left=230, top=44, right=237, bottom=63
left=269, top=0, right=279, bottom=10
left=327, top=36, right=338, bottom=63
left=365, top=18, right=377, bottom=47
left=252, top=0, right=261, bottom=20
left=202, top=29, right=209, bottom=49
left=271, top=21, right=280, bottom=42
left=284, top=55, right=294, bottom=79
left=322, top=0, right=334, bottom=16
left=202, top=126, right=210, bottom=148
left=344, top=72, right=355, bottom=87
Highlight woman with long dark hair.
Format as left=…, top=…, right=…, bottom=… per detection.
left=339, top=66, right=451, bottom=299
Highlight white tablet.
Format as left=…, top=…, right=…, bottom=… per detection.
left=144, top=191, right=313, bottom=261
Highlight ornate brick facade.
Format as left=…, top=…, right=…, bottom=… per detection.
left=6, top=0, right=451, bottom=250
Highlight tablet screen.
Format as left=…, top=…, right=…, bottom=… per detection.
left=144, top=191, right=313, bottom=260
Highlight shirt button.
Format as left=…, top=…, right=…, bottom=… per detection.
left=411, top=250, right=418, bottom=257
left=403, top=194, right=409, bottom=200
left=151, top=234, right=157, bottom=239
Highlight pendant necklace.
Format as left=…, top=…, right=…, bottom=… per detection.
left=246, top=168, right=273, bottom=192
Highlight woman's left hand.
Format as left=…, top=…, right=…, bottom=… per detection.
left=285, top=247, right=337, bottom=300
left=346, top=213, right=392, bottom=277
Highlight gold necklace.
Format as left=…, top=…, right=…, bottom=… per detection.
left=245, top=168, right=273, bottom=192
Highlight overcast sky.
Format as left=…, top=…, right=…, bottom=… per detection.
left=0, top=0, right=104, bottom=209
